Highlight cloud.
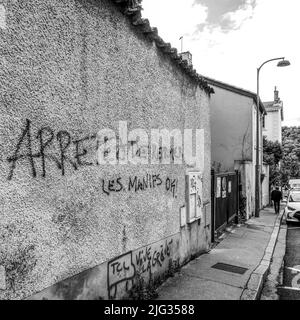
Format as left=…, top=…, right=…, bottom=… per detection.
left=142, top=0, right=300, bottom=126
left=194, top=0, right=257, bottom=33
left=142, top=0, right=207, bottom=50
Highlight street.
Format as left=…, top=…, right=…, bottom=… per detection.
left=278, top=222, right=300, bottom=300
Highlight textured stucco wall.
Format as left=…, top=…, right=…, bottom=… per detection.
left=0, top=0, right=210, bottom=299
left=210, top=85, right=253, bottom=173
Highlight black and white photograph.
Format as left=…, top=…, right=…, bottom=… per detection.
left=0, top=0, right=299, bottom=307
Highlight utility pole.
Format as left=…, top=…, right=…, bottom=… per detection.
left=255, top=57, right=290, bottom=217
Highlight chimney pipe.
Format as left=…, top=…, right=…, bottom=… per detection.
left=180, top=51, right=192, bottom=67
left=274, top=86, right=279, bottom=102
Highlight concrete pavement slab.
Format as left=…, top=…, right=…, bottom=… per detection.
left=156, top=273, right=243, bottom=300
left=204, top=247, right=264, bottom=266
left=180, top=256, right=253, bottom=289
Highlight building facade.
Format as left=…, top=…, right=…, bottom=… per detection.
left=263, top=87, right=284, bottom=144
left=204, top=77, right=266, bottom=219
left=0, top=0, right=213, bottom=300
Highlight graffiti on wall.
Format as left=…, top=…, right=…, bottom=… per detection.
left=102, top=174, right=178, bottom=198
left=107, top=239, right=174, bottom=299
left=107, top=252, right=136, bottom=300
left=6, top=120, right=179, bottom=197
left=7, top=119, right=182, bottom=188
left=6, top=119, right=95, bottom=180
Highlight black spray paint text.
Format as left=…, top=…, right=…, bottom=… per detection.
left=102, top=174, right=178, bottom=198
left=7, top=119, right=182, bottom=180
left=7, top=119, right=98, bottom=180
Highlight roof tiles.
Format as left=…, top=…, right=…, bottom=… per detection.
left=111, top=0, right=214, bottom=95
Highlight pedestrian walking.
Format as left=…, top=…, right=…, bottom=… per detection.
left=271, top=186, right=282, bottom=214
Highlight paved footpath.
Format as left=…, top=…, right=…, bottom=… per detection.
left=156, top=207, right=283, bottom=300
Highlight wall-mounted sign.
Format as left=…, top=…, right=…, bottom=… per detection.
left=216, top=177, right=221, bottom=198
left=222, top=177, right=227, bottom=198
left=180, top=206, right=186, bottom=227
left=228, top=181, right=232, bottom=194
left=187, top=172, right=203, bottom=222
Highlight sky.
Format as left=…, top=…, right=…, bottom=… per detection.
left=142, top=0, right=300, bottom=127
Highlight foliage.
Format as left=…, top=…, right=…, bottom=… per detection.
left=126, top=271, right=158, bottom=300
left=263, top=136, right=283, bottom=186
left=263, top=127, right=300, bottom=186
left=281, top=126, right=300, bottom=184
left=263, top=136, right=282, bottom=165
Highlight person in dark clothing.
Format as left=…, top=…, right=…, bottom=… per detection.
left=271, top=186, right=282, bottom=214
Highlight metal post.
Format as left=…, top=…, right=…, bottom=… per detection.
left=255, top=68, right=261, bottom=217
left=254, top=57, right=288, bottom=218
left=235, top=170, right=239, bottom=224
left=179, top=36, right=183, bottom=53
left=211, top=169, right=215, bottom=243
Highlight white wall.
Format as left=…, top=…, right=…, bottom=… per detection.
left=263, top=109, right=282, bottom=143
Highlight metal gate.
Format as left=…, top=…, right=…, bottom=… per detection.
left=211, top=170, right=240, bottom=241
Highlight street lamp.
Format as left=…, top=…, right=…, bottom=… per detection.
left=255, top=57, right=291, bottom=217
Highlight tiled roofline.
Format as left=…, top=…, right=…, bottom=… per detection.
left=110, top=0, right=214, bottom=96
left=202, top=75, right=267, bottom=115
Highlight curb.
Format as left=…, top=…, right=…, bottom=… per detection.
left=260, top=224, right=287, bottom=300
left=240, top=209, right=284, bottom=300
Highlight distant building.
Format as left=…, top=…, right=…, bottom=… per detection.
left=263, top=87, right=284, bottom=144
left=203, top=76, right=267, bottom=218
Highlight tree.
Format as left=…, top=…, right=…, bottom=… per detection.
left=281, top=127, right=300, bottom=183
left=263, top=136, right=283, bottom=186
left=263, top=136, right=282, bottom=165
left=281, top=126, right=300, bottom=183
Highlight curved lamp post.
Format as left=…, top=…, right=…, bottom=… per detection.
left=255, top=57, right=291, bottom=217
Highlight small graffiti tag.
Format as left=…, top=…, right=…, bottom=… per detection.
left=107, top=239, right=174, bottom=299
left=107, top=252, right=136, bottom=300
left=135, top=239, right=173, bottom=275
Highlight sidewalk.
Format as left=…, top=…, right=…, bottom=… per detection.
left=156, top=206, right=284, bottom=300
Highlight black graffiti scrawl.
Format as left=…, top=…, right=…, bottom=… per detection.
left=6, top=119, right=97, bottom=180
left=6, top=120, right=179, bottom=198
left=107, top=239, right=174, bottom=299
left=7, top=119, right=38, bottom=180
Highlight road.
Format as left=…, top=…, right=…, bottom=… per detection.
left=278, top=222, right=300, bottom=300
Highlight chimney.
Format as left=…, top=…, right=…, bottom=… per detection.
left=274, top=86, right=279, bottom=102
left=180, top=51, right=192, bottom=67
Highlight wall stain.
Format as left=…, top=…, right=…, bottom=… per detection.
left=1, top=245, right=37, bottom=292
